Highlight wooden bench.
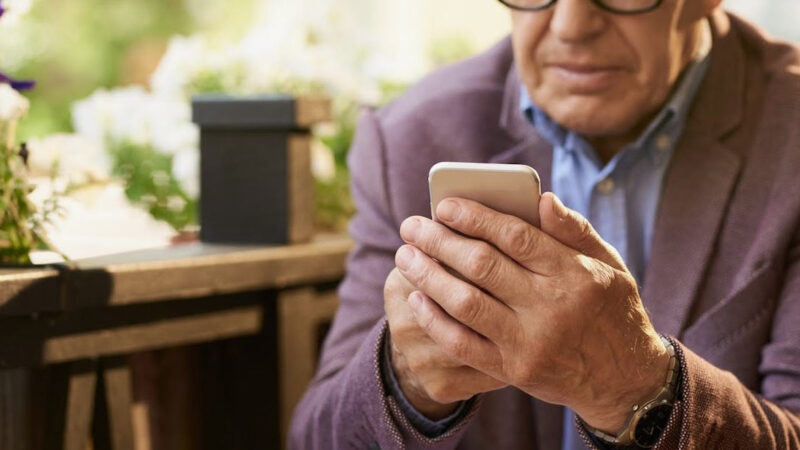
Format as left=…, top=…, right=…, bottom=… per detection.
left=0, top=235, right=351, bottom=450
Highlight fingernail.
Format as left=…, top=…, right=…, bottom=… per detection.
left=395, top=246, right=414, bottom=270
left=551, top=194, right=568, bottom=219
left=437, top=199, right=460, bottom=222
left=408, top=291, right=422, bottom=311
left=401, top=217, right=421, bottom=243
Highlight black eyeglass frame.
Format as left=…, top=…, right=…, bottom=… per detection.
left=497, top=0, right=663, bottom=15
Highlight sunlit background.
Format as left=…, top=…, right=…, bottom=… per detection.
left=5, top=0, right=799, bottom=140
left=0, top=0, right=797, bottom=260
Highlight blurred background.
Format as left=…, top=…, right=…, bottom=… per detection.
left=1, top=0, right=798, bottom=260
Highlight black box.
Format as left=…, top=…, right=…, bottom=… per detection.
left=192, top=95, right=330, bottom=245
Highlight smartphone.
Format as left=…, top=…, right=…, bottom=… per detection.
left=428, top=162, right=542, bottom=227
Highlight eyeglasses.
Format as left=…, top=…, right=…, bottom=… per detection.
left=498, top=0, right=663, bottom=15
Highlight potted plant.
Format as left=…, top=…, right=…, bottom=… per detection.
left=0, top=0, right=60, bottom=265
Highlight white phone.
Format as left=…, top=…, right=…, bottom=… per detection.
left=428, top=162, right=542, bottom=227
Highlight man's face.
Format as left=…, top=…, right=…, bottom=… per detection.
left=512, top=0, right=710, bottom=137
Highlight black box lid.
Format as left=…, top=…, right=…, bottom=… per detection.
left=191, top=94, right=330, bottom=130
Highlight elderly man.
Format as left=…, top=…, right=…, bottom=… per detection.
left=291, top=0, right=800, bottom=448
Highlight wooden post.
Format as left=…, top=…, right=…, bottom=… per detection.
left=40, top=360, right=97, bottom=450
left=63, top=362, right=98, bottom=450
left=278, top=287, right=339, bottom=446
left=101, top=357, right=135, bottom=450
left=0, top=368, right=30, bottom=450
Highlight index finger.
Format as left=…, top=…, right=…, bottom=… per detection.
left=434, top=197, right=566, bottom=276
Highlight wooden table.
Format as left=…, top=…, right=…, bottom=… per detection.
left=0, top=235, right=352, bottom=450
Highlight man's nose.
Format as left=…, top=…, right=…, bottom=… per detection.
left=549, top=0, right=606, bottom=42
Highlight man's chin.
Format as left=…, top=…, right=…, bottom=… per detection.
left=552, top=112, right=638, bottom=138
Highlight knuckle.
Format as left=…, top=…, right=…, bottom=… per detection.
left=425, top=380, right=455, bottom=404
left=613, top=271, right=639, bottom=299
left=451, top=287, right=483, bottom=325
left=405, top=353, right=428, bottom=376
left=415, top=302, right=436, bottom=331
left=505, top=221, right=537, bottom=256
left=425, top=224, right=446, bottom=254
left=386, top=310, right=413, bottom=339
left=413, top=263, right=433, bottom=288
left=466, top=243, right=499, bottom=284
left=442, top=332, right=471, bottom=361
left=405, top=257, right=435, bottom=290
left=575, top=257, right=616, bottom=299
left=573, top=216, right=595, bottom=249
left=384, top=269, right=403, bottom=299
left=463, top=208, right=486, bottom=234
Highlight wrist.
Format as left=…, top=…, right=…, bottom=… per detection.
left=396, top=375, right=460, bottom=419
left=389, top=342, right=460, bottom=419
left=578, top=333, right=672, bottom=433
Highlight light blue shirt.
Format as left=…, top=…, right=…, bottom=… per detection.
left=520, top=42, right=711, bottom=450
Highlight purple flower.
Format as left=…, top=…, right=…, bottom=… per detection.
left=0, top=0, right=5, bottom=18
left=0, top=71, right=35, bottom=91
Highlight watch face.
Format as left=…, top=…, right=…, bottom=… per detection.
left=634, top=403, right=673, bottom=447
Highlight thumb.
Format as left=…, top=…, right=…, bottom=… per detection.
left=539, top=192, right=626, bottom=271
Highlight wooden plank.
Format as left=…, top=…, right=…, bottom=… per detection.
left=66, top=236, right=351, bottom=308
left=40, top=360, right=97, bottom=450
left=43, top=306, right=263, bottom=364
left=287, top=135, right=314, bottom=244
left=63, top=361, right=97, bottom=450
left=0, top=294, right=267, bottom=368
left=294, top=97, right=331, bottom=128
left=0, top=368, right=31, bottom=449
left=102, top=358, right=135, bottom=450
left=0, top=268, right=62, bottom=315
left=196, top=301, right=281, bottom=450
left=278, top=288, right=339, bottom=446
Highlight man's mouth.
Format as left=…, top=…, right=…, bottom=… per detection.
left=545, top=63, right=626, bottom=93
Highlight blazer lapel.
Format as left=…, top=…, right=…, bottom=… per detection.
left=642, top=10, right=746, bottom=337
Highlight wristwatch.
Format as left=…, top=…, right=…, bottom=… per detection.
left=584, top=336, right=680, bottom=448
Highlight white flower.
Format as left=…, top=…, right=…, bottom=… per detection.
left=171, top=147, right=199, bottom=198
left=150, top=35, right=241, bottom=97
left=149, top=36, right=208, bottom=97
left=145, top=96, right=198, bottom=156
left=30, top=182, right=177, bottom=261
left=0, top=83, right=29, bottom=121
left=166, top=195, right=187, bottom=212
left=26, top=133, right=110, bottom=184
left=311, top=138, right=335, bottom=182
left=0, top=0, right=33, bottom=27
left=72, top=86, right=153, bottom=147
left=233, top=0, right=384, bottom=103
left=71, top=86, right=199, bottom=156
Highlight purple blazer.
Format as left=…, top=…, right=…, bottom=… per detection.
left=291, top=10, right=800, bottom=449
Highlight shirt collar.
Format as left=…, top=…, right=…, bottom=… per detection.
left=520, top=20, right=713, bottom=164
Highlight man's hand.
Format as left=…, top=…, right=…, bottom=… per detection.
left=394, top=193, right=670, bottom=433
left=384, top=268, right=505, bottom=419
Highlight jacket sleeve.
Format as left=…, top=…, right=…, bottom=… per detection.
left=579, top=232, right=800, bottom=449
left=289, top=109, right=479, bottom=450
left=652, top=237, right=800, bottom=449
